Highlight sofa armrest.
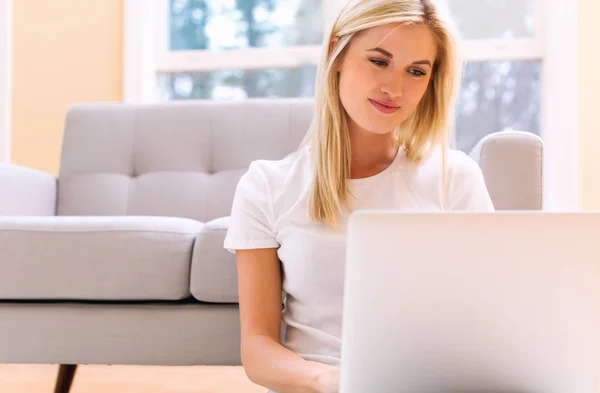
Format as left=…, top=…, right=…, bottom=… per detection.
left=469, top=131, right=543, bottom=211
left=0, top=163, right=57, bottom=216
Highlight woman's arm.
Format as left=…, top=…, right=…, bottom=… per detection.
left=236, top=248, right=339, bottom=393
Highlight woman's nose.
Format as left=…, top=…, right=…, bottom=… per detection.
left=380, top=74, right=404, bottom=99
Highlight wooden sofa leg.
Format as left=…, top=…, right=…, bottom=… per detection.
left=54, top=364, right=78, bottom=393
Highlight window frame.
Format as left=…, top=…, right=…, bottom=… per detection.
left=123, top=0, right=579, bottom=211
left=0, top=0, right=12, bottom=163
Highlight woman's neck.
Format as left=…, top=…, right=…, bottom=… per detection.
left=348, top=120, right=399, bottom=179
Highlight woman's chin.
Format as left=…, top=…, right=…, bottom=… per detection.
left=356, top=126, right=395, bottom=136
left=345, top=113, right=398, bottom=136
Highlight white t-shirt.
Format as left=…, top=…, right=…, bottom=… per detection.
left=223, top=146, right=494, bottom=366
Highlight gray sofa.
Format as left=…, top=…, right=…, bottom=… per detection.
left=0, top=99, right=543, bottom=392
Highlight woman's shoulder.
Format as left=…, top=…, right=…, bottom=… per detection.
left=240, top=147, right=312, bottom=193
left=445, top=148, right=483, bottom=177
left=418, top=147, right=482, bottom=178
left=226, top=150, right=311, bottom=251
left=421, top=147, right=493, bottom=210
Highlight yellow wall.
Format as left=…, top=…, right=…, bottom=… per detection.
left=579, top=0, right=600, bottom=210
left=11, top=0, right=123, bottom=175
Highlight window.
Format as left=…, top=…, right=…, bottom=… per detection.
left=152, top=0, right=543, bottom=153
left=169, top=0, right=324, bottom=50
left=160, top=67, right=317, bottom=100
left=155, top=0, right=325, bottom=101
left=443, top=0, right=542, bottom=152
left=124, top=0, right=578, bottom=210
left=456, top=60, right=541, bottom=153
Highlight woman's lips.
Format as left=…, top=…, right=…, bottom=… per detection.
left=369, top=99, right=400, bottom=114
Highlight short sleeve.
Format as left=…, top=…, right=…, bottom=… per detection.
left=447, top=152, right=495, bottom=211
left=223, top=161, right=280, bottom=252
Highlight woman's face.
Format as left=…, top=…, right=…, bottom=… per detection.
left=335, top=23, right=438, bottom=135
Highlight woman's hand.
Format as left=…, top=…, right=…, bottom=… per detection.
left=308, top=362, right=340, bottom=393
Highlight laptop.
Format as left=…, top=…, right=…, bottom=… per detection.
left=339, top=211, right=600, bottom=393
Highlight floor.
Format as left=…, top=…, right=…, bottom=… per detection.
left=0, top=364, right=264, bottom=393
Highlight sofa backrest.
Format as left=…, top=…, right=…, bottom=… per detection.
left=57, top=99, right=313, bottom=221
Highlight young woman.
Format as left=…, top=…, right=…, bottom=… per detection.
left=224, top=1, right=494, bottom=392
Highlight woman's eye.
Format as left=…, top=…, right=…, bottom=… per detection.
left=410, top=69, right=427, bottom=77
left=370, top=59, right=388, bottom=67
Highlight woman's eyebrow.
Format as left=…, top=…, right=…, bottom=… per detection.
left=366, top=47, right=394, bottom=58
left=412, top=60, right=432, bottom=66
left=366, top=47, right=432, bottom=66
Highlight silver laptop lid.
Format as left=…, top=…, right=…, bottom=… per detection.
left=340, top=211, right=600, bottom=393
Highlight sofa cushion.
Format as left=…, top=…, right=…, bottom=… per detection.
left=190, top=217, right=239, bottom=303
left=0, top=216, right=203, bottom=300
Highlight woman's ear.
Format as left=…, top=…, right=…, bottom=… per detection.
left=329, top=37, right=342, bottom=74
left=329, top=36, right=339, bottom=57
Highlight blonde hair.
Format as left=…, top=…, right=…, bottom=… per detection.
left=302, top=0, right=462, bottom=227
